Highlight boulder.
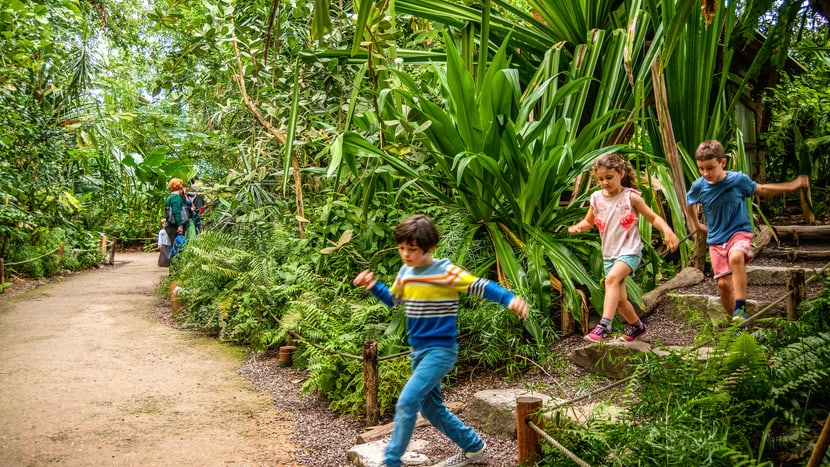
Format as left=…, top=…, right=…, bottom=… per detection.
left=465, top=388, right=558, bottom=438
left=746, top=265, right=812, bottom=285
left=566, top=340, right=651, bottom=379
left=347, top=439, right=431, bottom=467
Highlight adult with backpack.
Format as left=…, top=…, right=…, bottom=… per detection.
left=188, top=176, right=206, bottom=235
left=164, top=178, right=190, bottom=258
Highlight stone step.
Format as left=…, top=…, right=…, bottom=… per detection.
left=664, top=292, right=784, bottom=323
left=566, top=340, right=713, bottom=379
left=746, top=265, right=817, bottom=285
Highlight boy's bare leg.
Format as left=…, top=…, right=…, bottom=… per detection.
left=717, top=275, right=734, bottom=313
left=728, top=251, right=749, bottom=303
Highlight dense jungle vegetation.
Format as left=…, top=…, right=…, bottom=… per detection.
left=2, top=0, right=829, bottom=464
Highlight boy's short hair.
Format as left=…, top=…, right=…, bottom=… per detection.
left=695, top=140, right=725, bottom=162
left=394, top=214, right=440, bottom=250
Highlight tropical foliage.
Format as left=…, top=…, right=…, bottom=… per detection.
left=540, top=276, right=830, bottom=466
left=2, top=0, right=829, bottom=451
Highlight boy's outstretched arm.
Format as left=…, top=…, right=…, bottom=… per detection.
left=353, top=269, right=377, bottom=290
left=354, top=269, right=397, bottom=307
left=508, top=296, right=529, bottom=320
left=755, top=175, right=809, bottom=197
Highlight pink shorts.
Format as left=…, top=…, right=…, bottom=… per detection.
left=709, top=231, right=754, bottom=279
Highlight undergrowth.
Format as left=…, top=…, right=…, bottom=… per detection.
left=539, top=274, right=830, bottom=466
left=167, top=215, right=557, bottom=418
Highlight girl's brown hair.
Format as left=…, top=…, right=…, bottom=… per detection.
left=591, top=153, right=635, bottom=188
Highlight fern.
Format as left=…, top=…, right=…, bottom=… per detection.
left=770, top=333, right=830, bottom=399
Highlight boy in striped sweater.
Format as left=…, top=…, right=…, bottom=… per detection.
left=353, top=214, right=529, bottom=467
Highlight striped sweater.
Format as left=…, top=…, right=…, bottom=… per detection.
left=369, top=258, right=516, bottom=348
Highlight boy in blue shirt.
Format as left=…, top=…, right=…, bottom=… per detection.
left=353, top=214, right=528, bottom=467
left=685, top=140, right=809, bottom=321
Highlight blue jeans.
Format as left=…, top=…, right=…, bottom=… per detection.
left=384, top=345, right=483, bottom=467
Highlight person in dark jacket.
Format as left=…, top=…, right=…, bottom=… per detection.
left=164, top=178, right=188, bottom=246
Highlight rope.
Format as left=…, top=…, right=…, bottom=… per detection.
left=262, top=309, right=363, bottom=361
left=547, top=373, right=640, bottom=413
left=739, top=258, right=830, bottom=328
left=527, top=420, right=592, bottom=467
left=4, top=247, right=61, bottom=266
left=73, top=246, right=106, bottom=253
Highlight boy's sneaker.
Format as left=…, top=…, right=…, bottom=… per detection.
left=584, top=325, right=611, bottom=342
left=442, top=443, right=489, bottom=466
left=732, top=309, right=748, bottom=324
left=621, top=323, right=647, bottom=342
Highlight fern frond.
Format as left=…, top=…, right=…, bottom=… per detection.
left=769, top=332, right=830, bottom=402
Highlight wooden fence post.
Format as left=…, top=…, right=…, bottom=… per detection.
left=170, top=281, right=181, bottom=316
left=517, top=396, right=543, bottom=466
left=807, top=411, right=830, bottom=467
left=100, top=235, right=108, bottom=254
left=693, top=230, right=708, bottom=272
left=363, top=341, right=379, bottom=426
left=0, top=258, right=4, bottom=294
left=786, top=269, right=805, bottom=321
left=109, top=238, right=117, bottom=264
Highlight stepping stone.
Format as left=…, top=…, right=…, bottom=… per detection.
left=747, top=265, right=813, bottom=285
left=347, top=438, right=431, bottom=467
left=566, top=340, right=651, bottom=379
left=466, top=388, right=556, bottom=438
left=664, top=293, right=784, bottom=323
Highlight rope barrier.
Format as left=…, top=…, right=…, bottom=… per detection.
left=527, top=420, right=592, bottom=467
left=739, top=258, right=830, bottom=328
left=263, top=309, right=363, bottom=361
left=4, top=238, right=118, bottom=272
left=4, top=247, right=61, bottom=266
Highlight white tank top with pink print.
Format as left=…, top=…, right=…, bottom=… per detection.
left=590, top=187, right=643, bottom=260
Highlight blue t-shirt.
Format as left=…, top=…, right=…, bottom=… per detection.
left=686, top=171, right=757, bottom=245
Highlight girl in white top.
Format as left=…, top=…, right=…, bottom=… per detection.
left=569, top=154, right=679, bottom=342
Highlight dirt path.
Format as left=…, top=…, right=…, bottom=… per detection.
left=0, top=252, right=299, bottom=466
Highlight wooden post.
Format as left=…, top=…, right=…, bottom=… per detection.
left=517, top=396, right=543, bottom=466
left=100, top=235, right=108, bottom=254
left=0, top=258, right=4, bottom=294
left=561, top=301, right=574, bottom=337
left=57, top=243, right=65, bottom=260
left=807, top=412, right=830, bottom=467
left=170, top=281, right=181, bottom=316
left=693, top=230, right=708, bottom=272
left=786, top=269, right=806, bottom=321
left=363, top=341, right=379, bottom=426
left=109, top=238, right=117, bottom=264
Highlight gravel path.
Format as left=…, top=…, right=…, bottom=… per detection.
left=0, top=252, right=298, bottom=466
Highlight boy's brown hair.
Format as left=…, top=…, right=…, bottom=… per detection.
left=695, top=140, right=725, bottom=162
left=394, top=214, right=440, bottom=250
